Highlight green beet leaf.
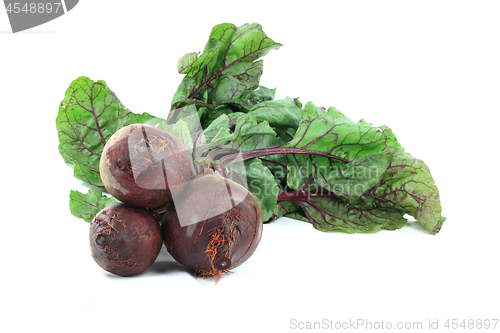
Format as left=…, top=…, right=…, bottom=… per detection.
left=270, top=201, right=299, bottom=222
left=366, top=148, right=445, bottom=234
left=282, top=102, right=387, bottom=196
left=284, top=101, right=386, bottom=161
left=177, top=48, right=219, bottom=78
left=296, top=151, right=389, bottom=200
left=228, top=86, right=276, bottom=113
left=169, top=119, right=194, bottom=154
left=214, top=75, right=248, bottom=105
left=200, top=105, right=234, bottom=129
left=285, top=194, right=408, bottom=233
left=177, top=52, right=198, bottom=74
left=69, top=188, right=120, bottom=222
left=203, top=113, right=231, bottom=144
left=231, top=114, right=278, bottom=151
left=229, top=158, right=280, bottom=222
left=169, top=23, right=281, bottom=123
left=248, top=97, right=300, bottom=130
left=204, top=113, right=278, bottom=151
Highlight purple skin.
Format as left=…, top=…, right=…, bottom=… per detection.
left=100, top=124, right=192, bottom=208
left=89, top=203, right=162, bottom=277
left=162, top=174, right=263, bottom=281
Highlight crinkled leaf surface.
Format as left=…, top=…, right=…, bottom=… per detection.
left=248, top=96, right=301, bottom=143
left=177, top=52, right=198, bottom=74
left=178, top=48, right=219, bottom=78
left=199, top=99, right=445, bottom=234
left=270, top=201, right=299, bottom=222
left=366, top=148, right=445, bottom=234
left=205, top=113, right=278, bottom=151
left=69, top=188, right=120, bottom=222
left=231, top=114, right=278, bottom=151
left=282, top=102, right=387, bottom=196
left=296, top=151, right=389, bottom=199
left=170, top=77, right=199, bottom=110
left=201, top=105, right=234, bottom=129
left=283, top=102, right=386, bottom=161
left=203, top=114, right=231, bottom=143
left=286, top=194, right=407, bottom=233
left=229, top=86, right=276, bottom=113
left=278, top=127, right=445, bottom=233
left=248, top=96, right=300, bottom=130
left=169, top=22, right=281, bottom=123
left=214, top=74, right=248, bottom=105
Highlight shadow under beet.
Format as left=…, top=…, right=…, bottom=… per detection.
left=148, top=248, right=221, bottom=283
left=144, top=247, right=194, bottom=276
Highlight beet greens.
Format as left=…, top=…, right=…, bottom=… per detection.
left=59, top=22, right=444, bottom=235
left=170, top=23, right=445, bottom=234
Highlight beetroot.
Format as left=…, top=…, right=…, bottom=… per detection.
left=89, top=203, right=162, bottom=276
left=162, top=174, right=263, bottom=281
left=100, top=123, right=192, bottom=208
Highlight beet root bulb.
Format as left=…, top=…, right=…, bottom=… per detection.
left=89, top=203, right=162, bottom=276
left=162, top=174, right=263, bottom=281
left=100, top=123, right=192, bottom=208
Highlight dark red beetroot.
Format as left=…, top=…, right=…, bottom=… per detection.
left=100, top=124, right=192, bottom=208
left=89, top=203, right=162, bottom=276
left=162, top=174, right=263, bottom=281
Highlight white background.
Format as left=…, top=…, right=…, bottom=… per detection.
left=1, top=1, right=499, bottom=332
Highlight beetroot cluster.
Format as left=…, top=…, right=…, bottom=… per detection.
left=89, top=124, right=263, bottom=280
